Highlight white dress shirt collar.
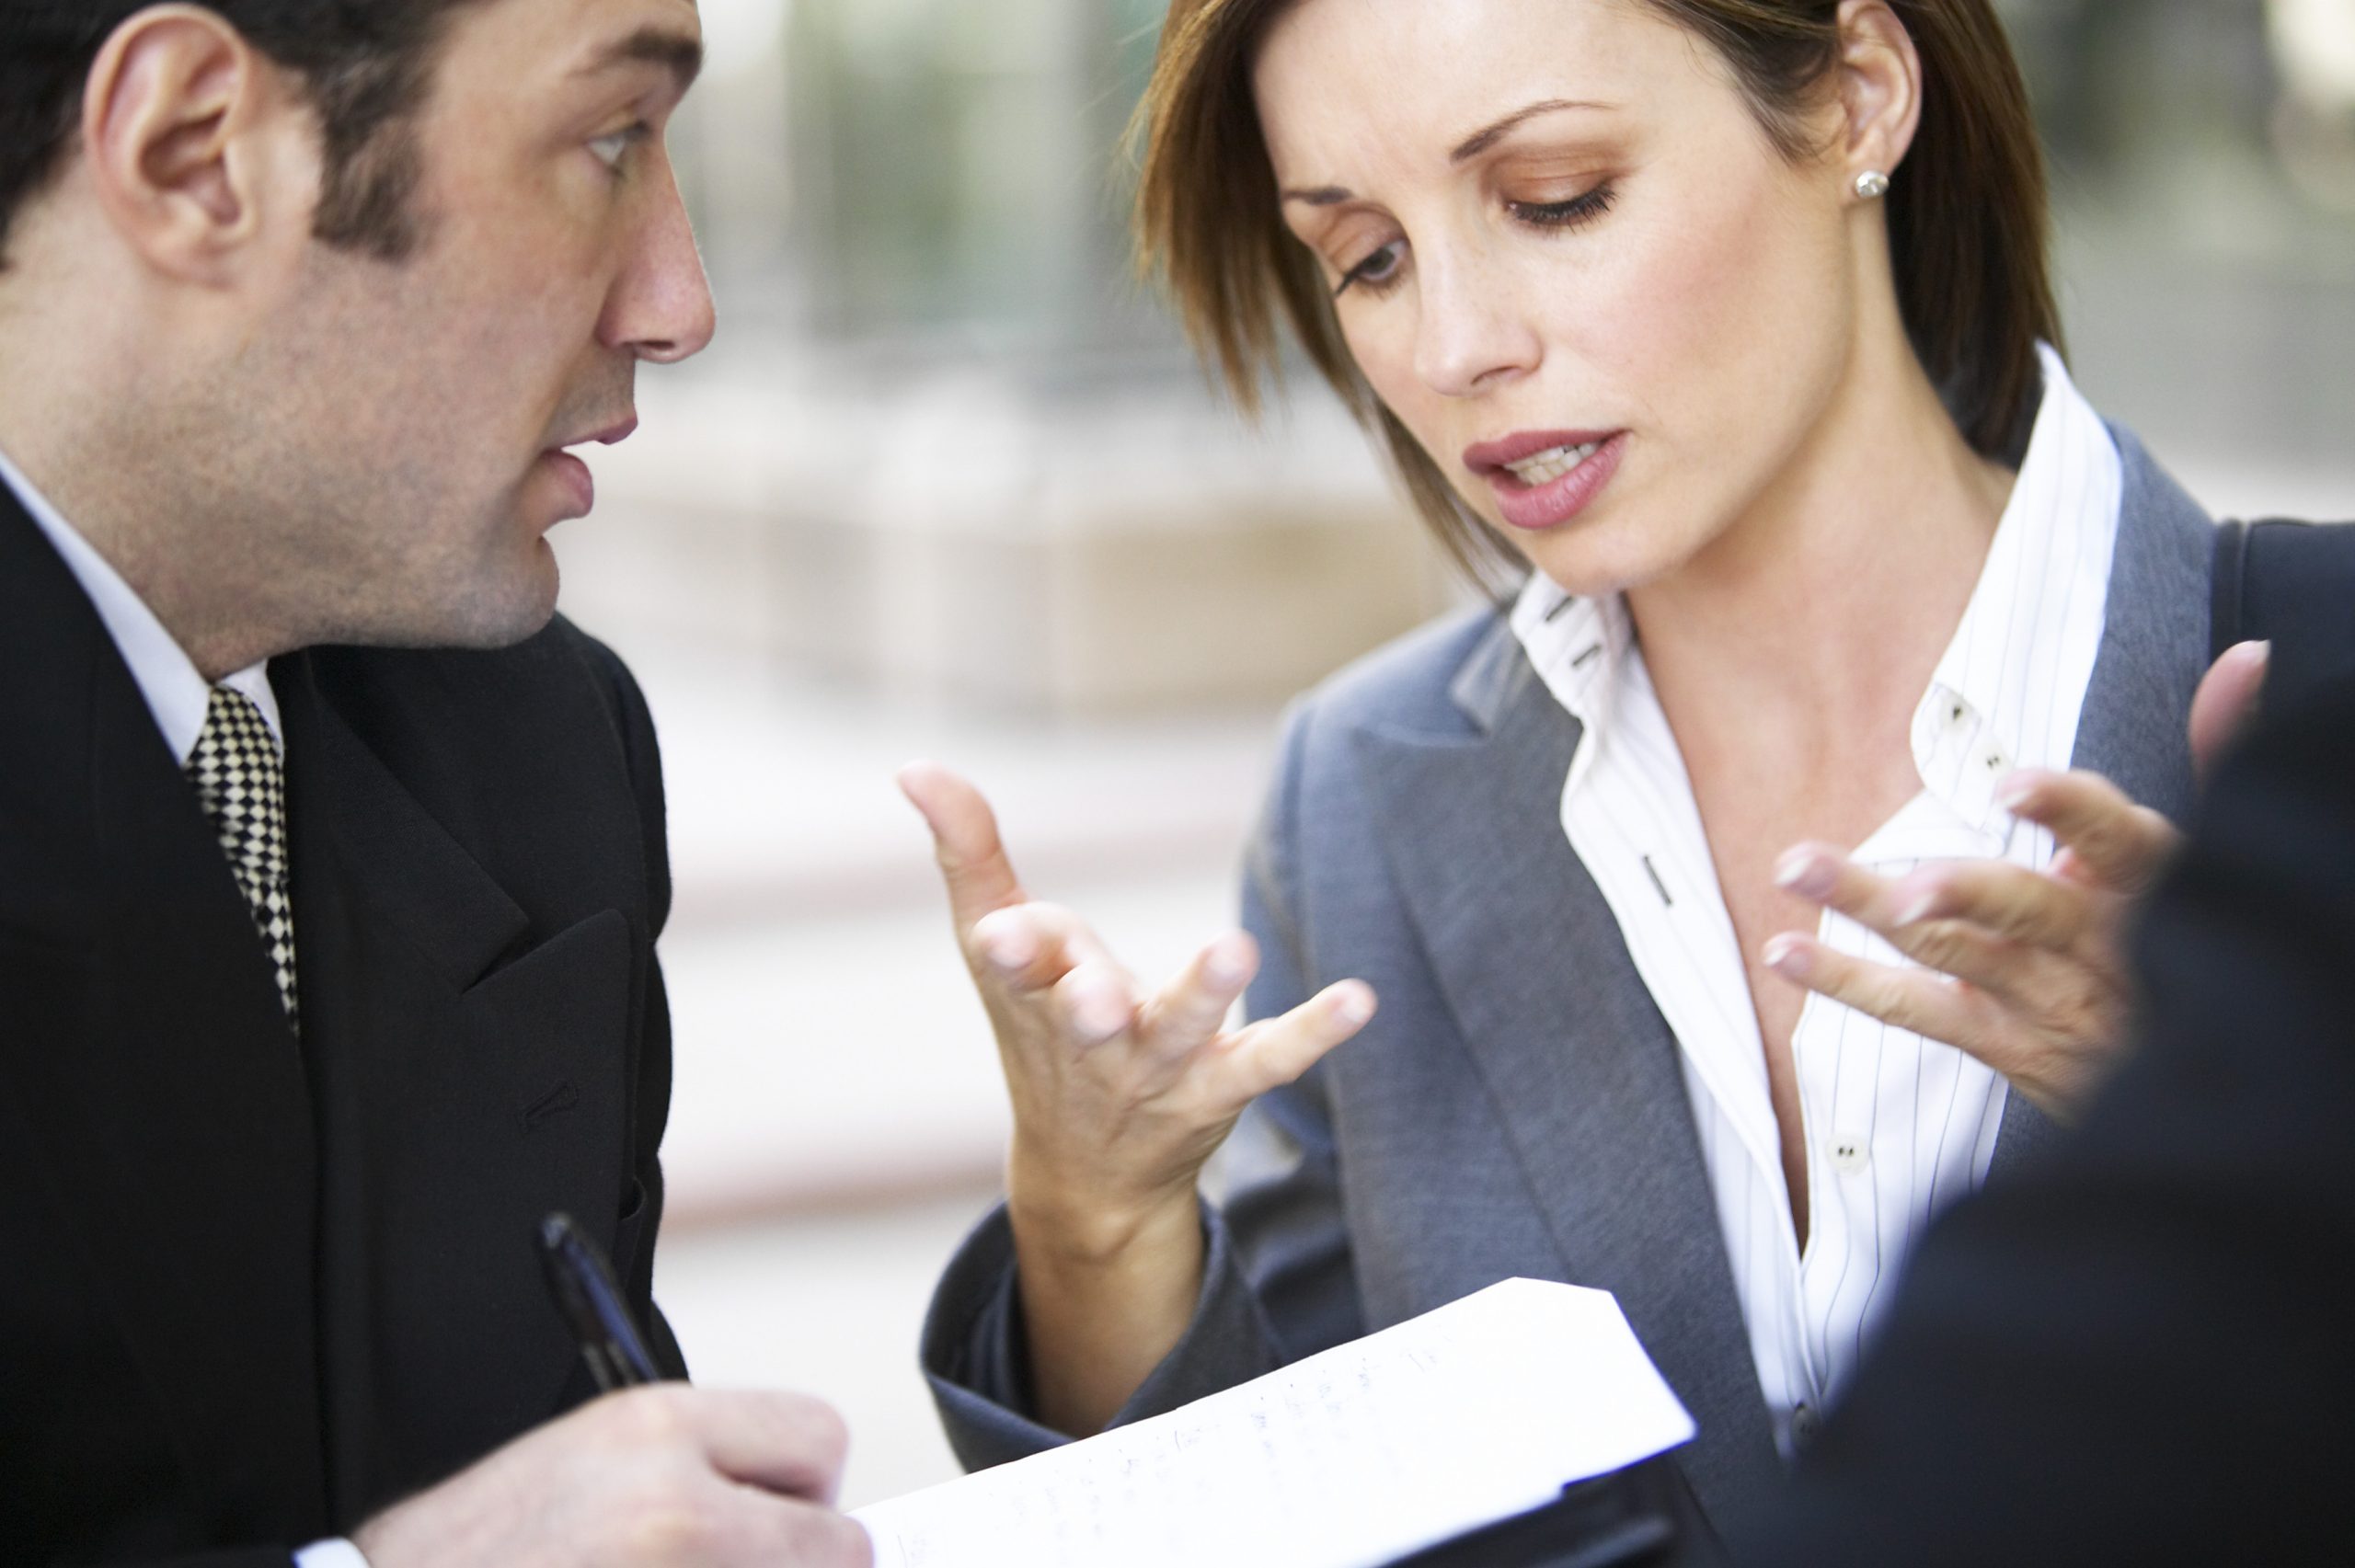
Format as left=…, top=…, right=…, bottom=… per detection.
left=0, top=444, right=281, bottom=763
left=1911, top=344, right=2122, bottom=836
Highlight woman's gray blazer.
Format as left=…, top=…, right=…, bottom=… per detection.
left=919, top=429, right=2217, bottom=1534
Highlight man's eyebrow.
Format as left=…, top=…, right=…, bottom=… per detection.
left=1450, top=97, right=1614, bottom=163
left=574, top=26, right=705, bottom=94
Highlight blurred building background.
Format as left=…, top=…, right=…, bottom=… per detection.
left=549, top=0, right=2355, bottom=1509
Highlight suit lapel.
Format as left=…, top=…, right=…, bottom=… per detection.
left=2071, top=429, right=2215, bottom=822
left=277, top=651, right=636, bottom=1523
left=1346, top=619, right=1779, bottom=1505
left=1991, top=429, right=2217, bottom=1177
left=0, top=488, right=327, bottom=1532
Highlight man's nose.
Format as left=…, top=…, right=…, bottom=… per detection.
left=604, top=155, right=718, bottom=365
left=1411, top=247, right=1540, bottom=398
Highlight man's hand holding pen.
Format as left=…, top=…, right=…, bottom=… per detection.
left=347, top=1217, right=871, bottom=1568
left=352, top=1385, right=869, bottom=1568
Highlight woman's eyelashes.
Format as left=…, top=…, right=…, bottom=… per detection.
left=1335, top=240, right=1406, bottom=298
left=1329, top=182, right=1620, bottom=300
left=1509, top=181, right=1617, bottom=229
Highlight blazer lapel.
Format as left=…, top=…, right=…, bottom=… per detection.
left=2071, top=429, right=2216, bottom=823
left=1991, top=429, right=2217, bottom=1178
left=277, top=652, right=637, bottom=1523
left=0, top=490, right=327, bottom=1532
left=1346, top=617, right=1781, bottom=1518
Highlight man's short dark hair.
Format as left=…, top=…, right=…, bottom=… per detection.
left=0, top=1, right=488, bottom=266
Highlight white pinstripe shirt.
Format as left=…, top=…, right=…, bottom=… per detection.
left=1511, top=346, right=2122, bottom=1458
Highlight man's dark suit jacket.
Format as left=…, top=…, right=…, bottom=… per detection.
left=0, top=484, right=687, bottom=1564
left=1740, top=676, right=2355, bottom=1564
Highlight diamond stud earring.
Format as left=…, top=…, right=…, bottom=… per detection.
left=1855, top=169, right=1890, bottom=200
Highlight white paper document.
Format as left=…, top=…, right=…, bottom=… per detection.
left=854, top=1277, right=1695, bottom=1568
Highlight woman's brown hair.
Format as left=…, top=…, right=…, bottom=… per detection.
left=1132, top=0, right=2062, bottom=583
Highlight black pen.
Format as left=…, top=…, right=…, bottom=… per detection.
left=538, top=1210, right=665, bottom=1391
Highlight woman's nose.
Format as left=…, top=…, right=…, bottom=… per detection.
left=1411, top=252, right=1542, bottom=398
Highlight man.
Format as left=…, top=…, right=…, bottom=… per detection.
left=0, top=2, right=867, bottom=1563
left=1739, top=671, right=2355, bottom=1563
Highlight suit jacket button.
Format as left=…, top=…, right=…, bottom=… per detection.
left=1793, top=1402, right=1824, bottom=1448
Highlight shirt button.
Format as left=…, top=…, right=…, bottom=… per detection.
left=1943, top=698, right=1970, bottom=730
left=1831, top=1137, right=1869, bottom=1175
left=1792, top=1403, right=1823, bottom=1448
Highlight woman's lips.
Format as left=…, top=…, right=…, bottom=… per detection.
left=1475, top=430, right=1629, bottom=532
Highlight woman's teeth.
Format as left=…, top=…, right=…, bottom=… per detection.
left=1504, top=439, right=1603, bottom=486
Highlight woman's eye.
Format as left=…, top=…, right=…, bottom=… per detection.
left=1508, top=182, right=1617, bottom=231
left=1335, top=241, right=1406, bottom=299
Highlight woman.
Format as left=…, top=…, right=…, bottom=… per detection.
left=900, top=0, right=2261, bottom=1530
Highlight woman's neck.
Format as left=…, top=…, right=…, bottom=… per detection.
left=1627, top=332, right=2016, bottom=770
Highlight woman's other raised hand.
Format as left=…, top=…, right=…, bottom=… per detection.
left=1763, top=641, right=2269, bottom=1122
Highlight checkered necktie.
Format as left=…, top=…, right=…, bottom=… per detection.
left=186, top=687, right=299, bottom=1031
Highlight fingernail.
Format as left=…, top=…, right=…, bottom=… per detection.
left=1774, top=849, right=1835, bottom=900
left=1893, top=891, right=1937, bottom=926
left=1204, top=939, right=1249, bottom=990
left=1994, top=776, right=2035, bottom=812
left=1763, top=935, right=1809, bottom=979
left=1333, top=987, right=1374, bottom=1028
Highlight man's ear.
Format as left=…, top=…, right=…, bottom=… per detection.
left=80, top=5, right=313, bottom=284
left=1834, top=0, right=1924, bottom=184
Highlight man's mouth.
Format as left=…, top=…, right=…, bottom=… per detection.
left=554, top=414, right=639, bottom=452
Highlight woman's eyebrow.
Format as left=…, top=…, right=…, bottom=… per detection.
left=1449, top=97, right=1615, bottom=162
left=1281, top=96, right=1621, bottom=201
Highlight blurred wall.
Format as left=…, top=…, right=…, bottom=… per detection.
left=595, top=0, right=2355, bottom=722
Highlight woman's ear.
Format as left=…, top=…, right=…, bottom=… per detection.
left=79, top=5, right=313, bottom=285
left=1835, top=0, right=1924, bottom=186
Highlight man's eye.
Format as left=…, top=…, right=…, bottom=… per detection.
left=1335, top=242, right=1405, bottom=299
left=590, top=127, right=647, bottom=171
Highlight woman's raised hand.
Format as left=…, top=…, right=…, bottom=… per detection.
left=1763, top=641, right=2269, bottom=1122
left=898, top=762, right=1374, bottom=1228
left=897, top=761, right=1374, bottom=1433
